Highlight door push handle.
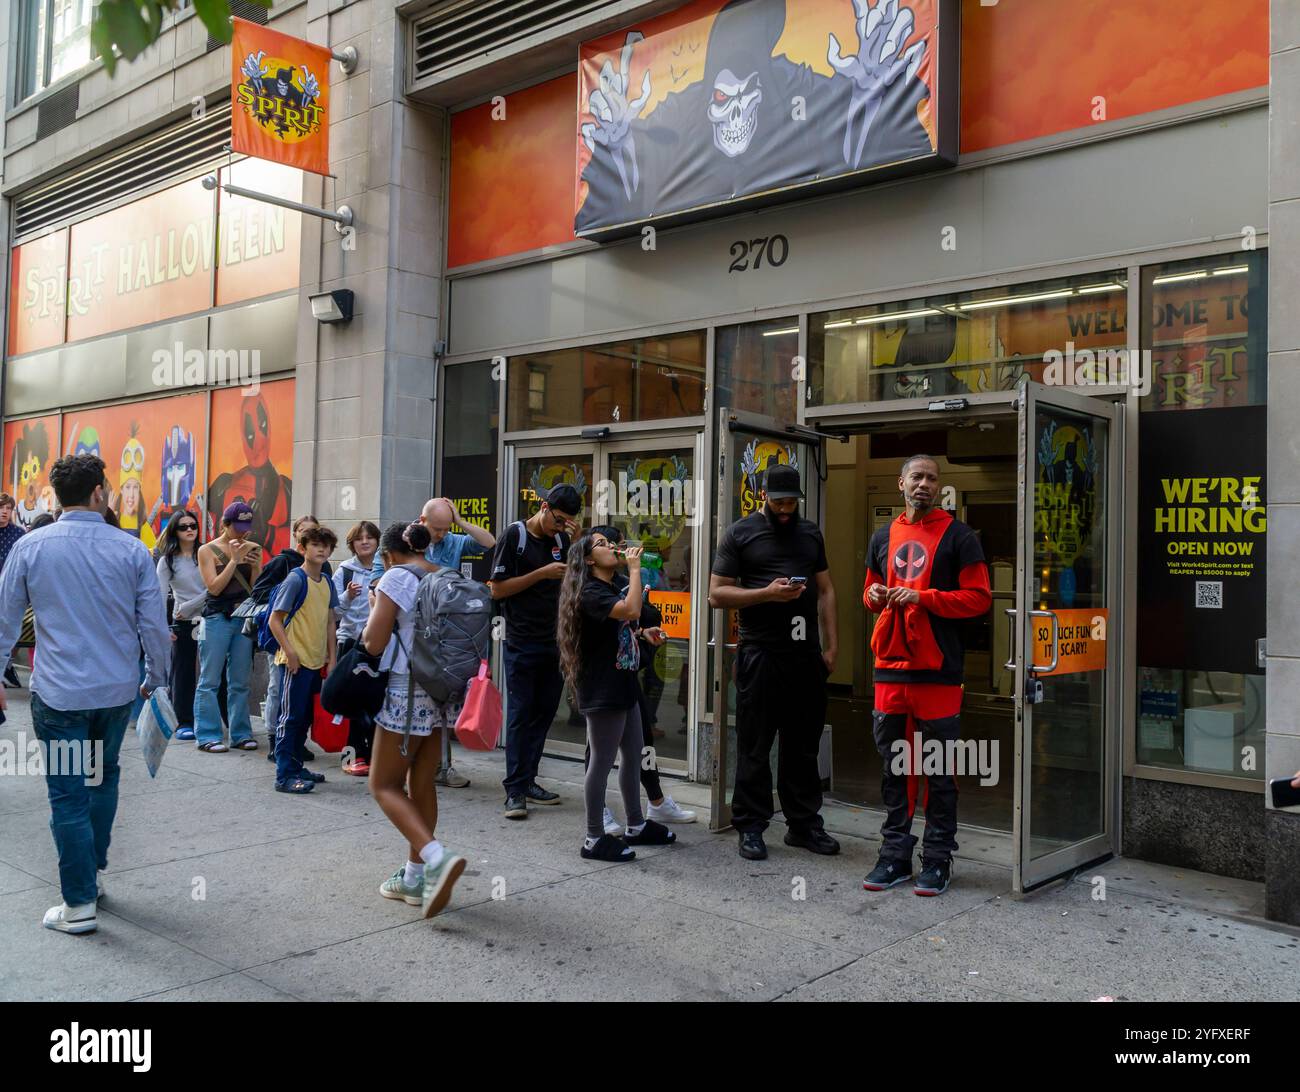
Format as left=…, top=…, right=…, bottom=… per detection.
left=1029, top=609, right=1059, bottom=674
left=1003, top=608, right=1017, bottom=671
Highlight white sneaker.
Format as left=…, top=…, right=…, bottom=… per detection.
left=97, top=871, right=106, bottom=900
left=647, top=796, right=697, bottom=824
left=437, top=765, right=470, bottom=788
left=603, top=807, right=622, bottom=835
left=43, top=901, right=97, bottom=934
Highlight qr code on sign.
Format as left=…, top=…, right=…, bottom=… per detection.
left=1195, top=581, right=1223, bottom=609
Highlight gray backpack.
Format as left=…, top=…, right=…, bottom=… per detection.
left=398, top=562, right=491, bottom=704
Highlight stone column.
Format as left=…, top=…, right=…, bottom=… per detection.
left=1265, top=0, right=1300, bottom=924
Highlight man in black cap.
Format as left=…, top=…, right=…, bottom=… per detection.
left=489, top=483, right=583, bottom=819
left=708, top=463, right=840, bottom=860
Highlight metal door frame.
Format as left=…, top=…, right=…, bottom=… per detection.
left=1012, top=381, right=1123, bottom=892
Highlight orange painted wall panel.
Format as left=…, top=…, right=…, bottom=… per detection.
left=959, top=0, right=1268, bottom=153
left=448, top=75, right=579, bottom=268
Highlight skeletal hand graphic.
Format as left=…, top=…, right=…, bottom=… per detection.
left=581, top=32, right=652, bottom=200
left=241, top=51, right=268, bottom=94
left=301, top=69, right=320, bottom=107
left=828, top=0, right=926, bottom=168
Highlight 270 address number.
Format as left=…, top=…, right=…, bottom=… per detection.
left=728, top=234, right=789, bottom=273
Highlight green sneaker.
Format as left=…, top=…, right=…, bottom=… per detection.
left=421, top=851, right=467, bottom=919
left=379, top=868, right=423, bottom=906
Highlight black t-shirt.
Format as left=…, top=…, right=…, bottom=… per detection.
left=490, top=520, right=571, bottom=646
left=577, top=577, right=640, bottom=713
left=711, top=509, right=829, bottom=648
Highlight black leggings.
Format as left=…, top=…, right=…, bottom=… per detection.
left=582, top=686, right=662, bottom=801
left=170, top=622, right=199, bottom=727
left=337, top=637, right=374, bottom=761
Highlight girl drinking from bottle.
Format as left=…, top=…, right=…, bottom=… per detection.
left=556, top=531, right=677, bottom=861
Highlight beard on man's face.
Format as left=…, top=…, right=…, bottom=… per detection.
left=764, top=500, right=798, bottom=531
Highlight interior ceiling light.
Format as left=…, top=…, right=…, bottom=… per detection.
left=855, top=307, right=941, bottom=325
left=958, top=290, right=1074, bottom=311
left=1152, top=270, right=1208, bottom=285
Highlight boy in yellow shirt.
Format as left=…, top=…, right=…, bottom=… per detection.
left=268, top=526, right=339, bottom=793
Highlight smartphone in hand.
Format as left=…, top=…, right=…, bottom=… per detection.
left=787, top=576, right=808, bottom=587
left=1269, top=776, right=1300, bottom=809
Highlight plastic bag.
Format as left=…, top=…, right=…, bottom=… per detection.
left=136, top=687, right=178, bottom=778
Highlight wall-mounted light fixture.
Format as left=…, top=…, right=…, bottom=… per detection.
left=309, top=289, right=354, bottom=324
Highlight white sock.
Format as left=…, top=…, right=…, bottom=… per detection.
left=404, top=861, right=424, bottom=886
left=626, top=822, right=646, bottom=836
left=419, top=839, right=444, bottom=869
left=584, top=835, right=600, bottom=850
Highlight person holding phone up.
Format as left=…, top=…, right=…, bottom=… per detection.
left=708, top=464, right=839, bottom=862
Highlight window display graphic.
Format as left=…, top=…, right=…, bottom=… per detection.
left=576, top=0, right=948, bottom=235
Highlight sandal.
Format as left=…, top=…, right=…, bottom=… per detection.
left=175, top=726, right=196, bottom=741
left=625, top=819, right=676, bottom=846
left=275, top=778, right=315, bottom=794
left=232, top=738, right=258, bottom=751
left=196, top=741, right=227, bottom=753
left=580, top=834, right=635, bottom=862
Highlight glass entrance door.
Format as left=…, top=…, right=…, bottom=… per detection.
left=505, top=435, right=701, bottom=767
left=1012, top=382, right=1121, bottom=891
left=709, top=408, right=820, bottom=829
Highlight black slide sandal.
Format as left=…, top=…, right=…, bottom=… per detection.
left=625, top=819, right=676, bottom=846
left=580, top=834, right=635, bottom=862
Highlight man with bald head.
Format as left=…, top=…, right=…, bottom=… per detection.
left=412, top=496, right=495, bottom=787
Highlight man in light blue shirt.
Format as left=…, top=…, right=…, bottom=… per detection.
left=0, top=454, right=170, bottom=935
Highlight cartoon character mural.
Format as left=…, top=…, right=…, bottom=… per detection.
left=207, top=385, right=293, bottom=556
left=8, top=419, right=51, bottom=528
left=1035, top=417, right=1099, bottom=609
left=577, top=0, right=936, bottom=233
left=114, top=422, right=159, bottom=550
left=154, top=425, right=198, bottom=539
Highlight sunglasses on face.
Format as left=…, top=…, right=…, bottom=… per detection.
left=177, top=523, right=198, bottom=532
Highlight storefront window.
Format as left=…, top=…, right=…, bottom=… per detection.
left=715, top=318, right=797, bottom=420
left=440, top=361, right=499, bottom=582
left=807, top=270, right=1128, bottom=405
left=506, top=331, right=705, bottom=431
left=1135, top=251, right=1268, bottom=780
left=20, top=0, right=95, bottom=101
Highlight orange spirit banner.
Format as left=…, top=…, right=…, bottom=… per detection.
left=231, top=18, right=331, bottom=176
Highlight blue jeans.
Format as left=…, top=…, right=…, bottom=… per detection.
left=30, top=693, right=132, bottom=907
left=502, top=643, right=564, bottom=796
left=195, top=613, right=253, bottom=745
left=273, top=663, right=321, bottom=785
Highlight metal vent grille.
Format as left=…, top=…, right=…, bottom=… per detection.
left=207, top=0, right=269, bottom=51
left=13, top=104, right=232, bottom=241
left=35, top=83, right=80, bottom=141
left=411, top=0, right=612, bottom=82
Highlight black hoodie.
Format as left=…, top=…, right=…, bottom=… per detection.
left=250, top=547, right=333, bottom=603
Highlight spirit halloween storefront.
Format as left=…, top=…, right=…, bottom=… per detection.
left=435, top=0, right=1271, bottom=891
left=4, top=114, right=302, bottom=553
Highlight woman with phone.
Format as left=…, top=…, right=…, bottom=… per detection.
left=556, top=531, right=678, bottom=861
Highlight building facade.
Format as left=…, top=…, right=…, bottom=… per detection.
left=1, top=0, right=1297, bottom=920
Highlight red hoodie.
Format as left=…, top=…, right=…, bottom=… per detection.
left=864, top=509, right=991, bottom=686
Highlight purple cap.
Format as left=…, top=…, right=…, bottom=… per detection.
left=222, top=502, right=254, bottom=527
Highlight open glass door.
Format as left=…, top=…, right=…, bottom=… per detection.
left=1012, top=382, right=1122, bottom=891
left=709, top=408, right=821, bottom=829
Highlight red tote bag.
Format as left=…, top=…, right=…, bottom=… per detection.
left=455, top=660, right=501, bottom=751
left=311, top=689, right=350, bottom=753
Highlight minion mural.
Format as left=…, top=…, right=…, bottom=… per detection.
left=115, top=422, right=159, bottom=550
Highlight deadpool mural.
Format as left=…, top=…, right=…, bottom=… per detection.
left=206, top=388, right=293, bottom=555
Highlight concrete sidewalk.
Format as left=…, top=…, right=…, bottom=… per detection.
left=1, top=689, right=1297, bottom=1002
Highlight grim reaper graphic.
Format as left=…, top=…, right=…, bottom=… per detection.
left=577, top=0, right=933, bottom=233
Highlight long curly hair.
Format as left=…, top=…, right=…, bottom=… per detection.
left=556, top=532, right=599, bottom=693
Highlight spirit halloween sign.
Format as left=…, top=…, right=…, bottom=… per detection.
left=232, top=19, right=332, bottom=176
left=575, top=0, right=952, bottom=237
left=1137, top=406, right=1266, bottom=675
